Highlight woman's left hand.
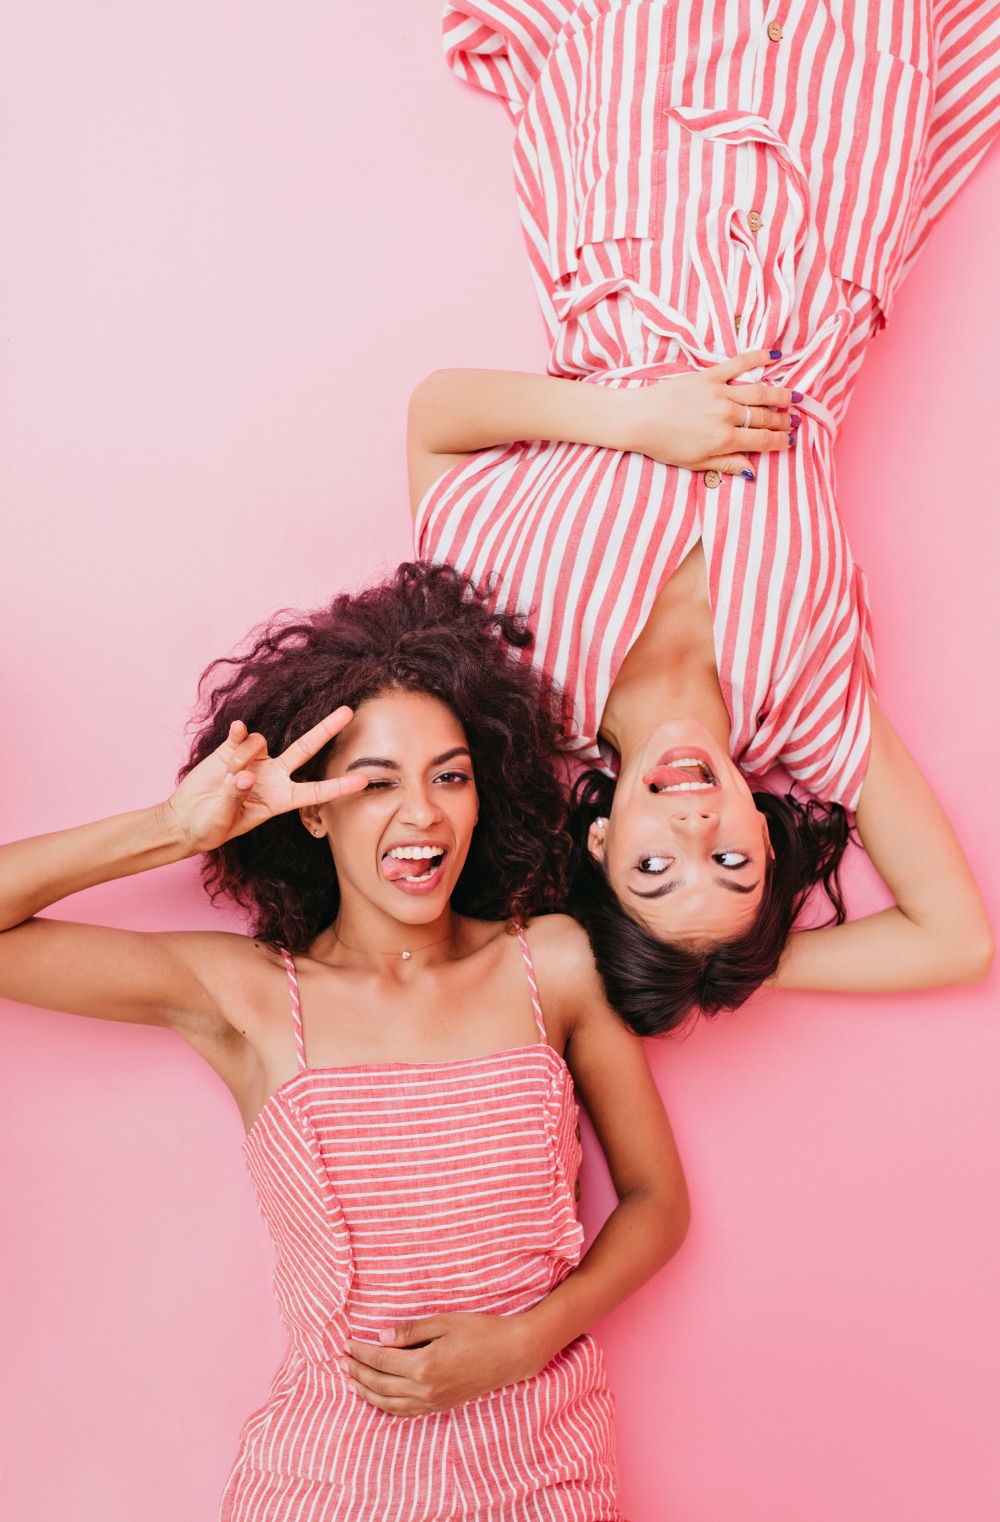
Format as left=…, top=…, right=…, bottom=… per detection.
left=620, top=348, right=798, bottom=476
left=342, top=1314, right=540, bottom=1416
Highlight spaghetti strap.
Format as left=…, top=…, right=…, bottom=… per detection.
left=514, top=922, right=547, bottom=1045
left=280, top=948, right=307, bottom=1071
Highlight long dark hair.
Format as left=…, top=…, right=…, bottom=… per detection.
left=183, top=563, right=572, bottom=950
left=568, top=768, right=852, bottom=1036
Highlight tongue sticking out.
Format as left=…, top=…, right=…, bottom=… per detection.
left=381, top=853, right=443, bottom=883
left=653, top=764, right=706, bottom=789
left=645, top=759, right=718, bottom=791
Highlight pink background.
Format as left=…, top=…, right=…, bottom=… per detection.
left=1, top=4, right=998, bottom=1519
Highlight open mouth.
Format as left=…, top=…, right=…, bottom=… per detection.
left=644, top=747, right=720, bottom=794
left=381, top=843, right=448, bottom=890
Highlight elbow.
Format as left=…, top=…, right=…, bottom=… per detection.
left=408, top=370, right=451, bottom=420
left=937, top=911, right=995, bottom=986
left=660, top=1180, right=691, bottom=1261
left=956, top=926, right=994, bottom=985
left=408, top=371, right=453, bottom=458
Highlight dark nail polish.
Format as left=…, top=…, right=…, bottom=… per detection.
left=789, top=432, right=797, bottom=446
left=769, top=349, right=783, bottom=359
left=791, top=390, right=804, bottom=402
left=791, top=414, right=802, bottom=428
left=741, top=469, right=755, bottom=481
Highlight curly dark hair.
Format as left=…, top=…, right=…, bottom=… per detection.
left=568, top=768, right=852, bottom=1036
left=183, top=563, right=572, bottom=950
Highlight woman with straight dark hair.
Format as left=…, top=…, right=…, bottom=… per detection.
left=408, top=0, right=997, bottom=1032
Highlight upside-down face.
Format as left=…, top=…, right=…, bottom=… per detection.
left=592, top=720, right=771, bottom=946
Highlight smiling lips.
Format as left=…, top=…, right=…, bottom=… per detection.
left=380, top=842, right=448, bottom=893
left=643, top=747, right=721, bottom=794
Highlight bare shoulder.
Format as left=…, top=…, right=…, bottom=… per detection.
left=522, top=912, right=594, bottom=966
left=154, top=929, right=288, bottom=1032
left=522, top=914, right=609, bottom=1032
left=161, top=932, right=299, bottom=1105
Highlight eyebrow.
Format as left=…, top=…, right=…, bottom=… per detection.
left=344, top=747, right=472, bottom=773
left=628, top=876, right=761, bottom=901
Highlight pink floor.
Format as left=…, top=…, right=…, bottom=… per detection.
left=1, top=4, right=997, bottom=1519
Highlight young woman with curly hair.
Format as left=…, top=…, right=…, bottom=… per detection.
left=410, top=0, right=997, bottom=1034
left=0, top=563, right=688, bottom=1522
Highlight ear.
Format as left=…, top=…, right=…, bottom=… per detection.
left=759, top=811, right=774, bottom=860
left=587, top=816, right=608, bottom=865
left=299, top=804, right=325, bottom=840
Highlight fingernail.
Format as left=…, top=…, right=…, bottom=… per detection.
left=769, top=349, right=783, bottom=359
left=741, top=469, right=755, bottom=481
left=790, top=414, right=801, bottom=428
left=791, top=390, right=804, bottom=402
left=789, top=433, right=797, bottom=446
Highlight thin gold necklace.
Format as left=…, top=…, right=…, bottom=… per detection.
left=331, top=931, right=455, bottom=962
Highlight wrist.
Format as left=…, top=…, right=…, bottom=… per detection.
left=511, top=1299, right=572, bottom=1378
left=150, top=797, right=200, bottom=860
left=600, top=384, right=643, bottom=454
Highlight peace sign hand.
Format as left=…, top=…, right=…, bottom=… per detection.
left=165, top=708, right=367, bottom=853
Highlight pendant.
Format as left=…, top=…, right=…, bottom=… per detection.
left=401, top=951, right=411, bottom=960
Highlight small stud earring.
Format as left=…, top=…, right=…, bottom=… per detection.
left=313, top=829, right=323, bottom=838
left=595, top=816, right=608, bottom=828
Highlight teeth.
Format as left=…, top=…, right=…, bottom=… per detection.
left=387, top=845, right=443, bottom=861
left=671, top=758, right=704, bottom=767
left=659, top=781, right=715, bottom=791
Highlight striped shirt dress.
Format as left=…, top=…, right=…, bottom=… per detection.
left=416, top=0, right=1000, bottom=808
left=219, top=930, right=624, bottom=1522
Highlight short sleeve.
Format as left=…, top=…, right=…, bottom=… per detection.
left=898, top=0, right=1000, bottom=282
left=443, top=0, right=569, bottom=114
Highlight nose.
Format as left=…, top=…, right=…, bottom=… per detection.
left=669, top=806, right=718, bottom=836
left=398, top=783, right=442, bottom=829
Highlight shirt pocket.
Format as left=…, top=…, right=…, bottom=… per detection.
left=526, top=3, right=673, bottom=282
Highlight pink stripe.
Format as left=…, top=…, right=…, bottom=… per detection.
left=424, top=0, right=1000, bottom=810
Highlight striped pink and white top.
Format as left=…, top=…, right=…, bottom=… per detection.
left=220, top=930, right=623, bottom=1522
left=418, top=0, right=1000, bottom=807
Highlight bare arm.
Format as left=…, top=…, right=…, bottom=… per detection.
left=408, top=353, right=796, bottom=512
left=519, top=920, right=690, bottom=1361
left=0, top=712, right=366, bottom=1032
left=343, top=916, right=689, bottom=1414
left=776, top=699, right=993, bottom=991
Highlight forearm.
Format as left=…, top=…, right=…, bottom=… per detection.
left=778, top=906, right=991, bottom=992
left=775, top=702, right=992, bottom=992
left=409, top=368, right=632, bottom=457
left=517, top=1184, right=689, bottom=1371
left=0, top=803, right=191, bottom=932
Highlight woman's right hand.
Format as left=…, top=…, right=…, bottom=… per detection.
left=619, top=350, right=799, bottom=476
left=164, top=709, right=368, bottom=853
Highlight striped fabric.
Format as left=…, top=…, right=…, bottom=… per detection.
left=419, top=0, right=1000, bottom=808
left=220, top=931, right=623, bottom=1522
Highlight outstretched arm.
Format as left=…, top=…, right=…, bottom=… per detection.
left=408, top=352, right=796, bottom=510
left=342, top=916, right=689, bottom=1415
left=0, top=712, right=366, bottom=1032
left=776, top=699, right=993, bottom=992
